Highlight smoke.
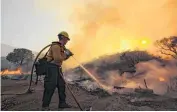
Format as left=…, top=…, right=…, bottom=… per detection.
left=35, top=0, right=177, bottom=94
left=63, top=0, right=177, bottom=68
left=107, top=59, right=177, bottom=95
left=65, top=56, right=177, bottom=95
left=34, top=0, right=177, bottom=68
left=20, top=61, right=33, bottom=73
left=133, top=59, right=177, bottom=94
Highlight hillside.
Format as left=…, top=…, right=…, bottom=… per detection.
left=1, top=43, right=16, bottom=57
left=1, top=57, right=13, bottom=70
left=65, top=51, right=151, bottom=83
left=1, top=43, right=38, bottom=57
left=65, top=51, right=177, bottom=95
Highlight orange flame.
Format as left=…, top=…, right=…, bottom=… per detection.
left=159, top=77, right=165, bottom=82
left=0, top=68, right=22, bottom=75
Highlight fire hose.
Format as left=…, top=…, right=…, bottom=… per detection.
left=58, top=70, right=83, bottom=111
left=27, top=43, right=84, bottom=110
left=1, top=44, right=52, bottom=95
left=1, top=43, right=87, bottom=110
left=2, top=43, right=111, bottom=110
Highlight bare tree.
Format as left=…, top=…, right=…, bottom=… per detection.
left=155, top=36, right=177, bottom=59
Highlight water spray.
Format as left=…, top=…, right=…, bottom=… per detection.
left=71, top=56, right=113, bottom=92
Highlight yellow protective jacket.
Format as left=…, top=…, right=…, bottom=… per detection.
left=46, top=42, right=67, bottom=66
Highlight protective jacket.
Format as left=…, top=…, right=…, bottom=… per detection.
left=46, top=42, right=67, bottom=66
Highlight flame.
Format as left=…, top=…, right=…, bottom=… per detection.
left=124, top=81, right=137, bottom=88
left=0, top=68, right=22, bottom=75
left=159, top=77, right=165, bottom=82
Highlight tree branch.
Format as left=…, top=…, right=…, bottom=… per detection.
left=160, top=51, right=177, bottom=59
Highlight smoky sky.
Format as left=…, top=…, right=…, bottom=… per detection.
left=2, top=0, right=177, bottom=68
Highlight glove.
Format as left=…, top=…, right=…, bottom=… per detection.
left=64, top=49, right=74, bottom=57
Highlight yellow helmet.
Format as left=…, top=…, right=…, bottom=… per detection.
left=58, top=31, right=70, bottom=40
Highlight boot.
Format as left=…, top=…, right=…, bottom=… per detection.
left=58, top=103, right=72, bottom=108
left=41, top=107, right=51, bottom=111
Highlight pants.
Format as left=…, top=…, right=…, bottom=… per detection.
left=42, top=63, right=66, bottom=107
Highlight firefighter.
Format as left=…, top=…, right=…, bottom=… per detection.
left=42, top=31, right=73, bottom=110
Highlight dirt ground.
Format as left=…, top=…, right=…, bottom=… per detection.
left=1, top=79, right=177, bottom=111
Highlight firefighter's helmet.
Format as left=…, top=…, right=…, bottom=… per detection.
left=58, top=31, right=70, bottom=40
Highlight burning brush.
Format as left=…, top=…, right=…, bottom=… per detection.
left=0, top=67, right=22, bottom=75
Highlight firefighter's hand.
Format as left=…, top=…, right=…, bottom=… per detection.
left=65, top=49, right=74, bottom=57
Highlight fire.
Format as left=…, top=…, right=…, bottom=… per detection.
left=159, top=77, right=165, bottom=82
left=0, top=68, right=22, bottom=75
